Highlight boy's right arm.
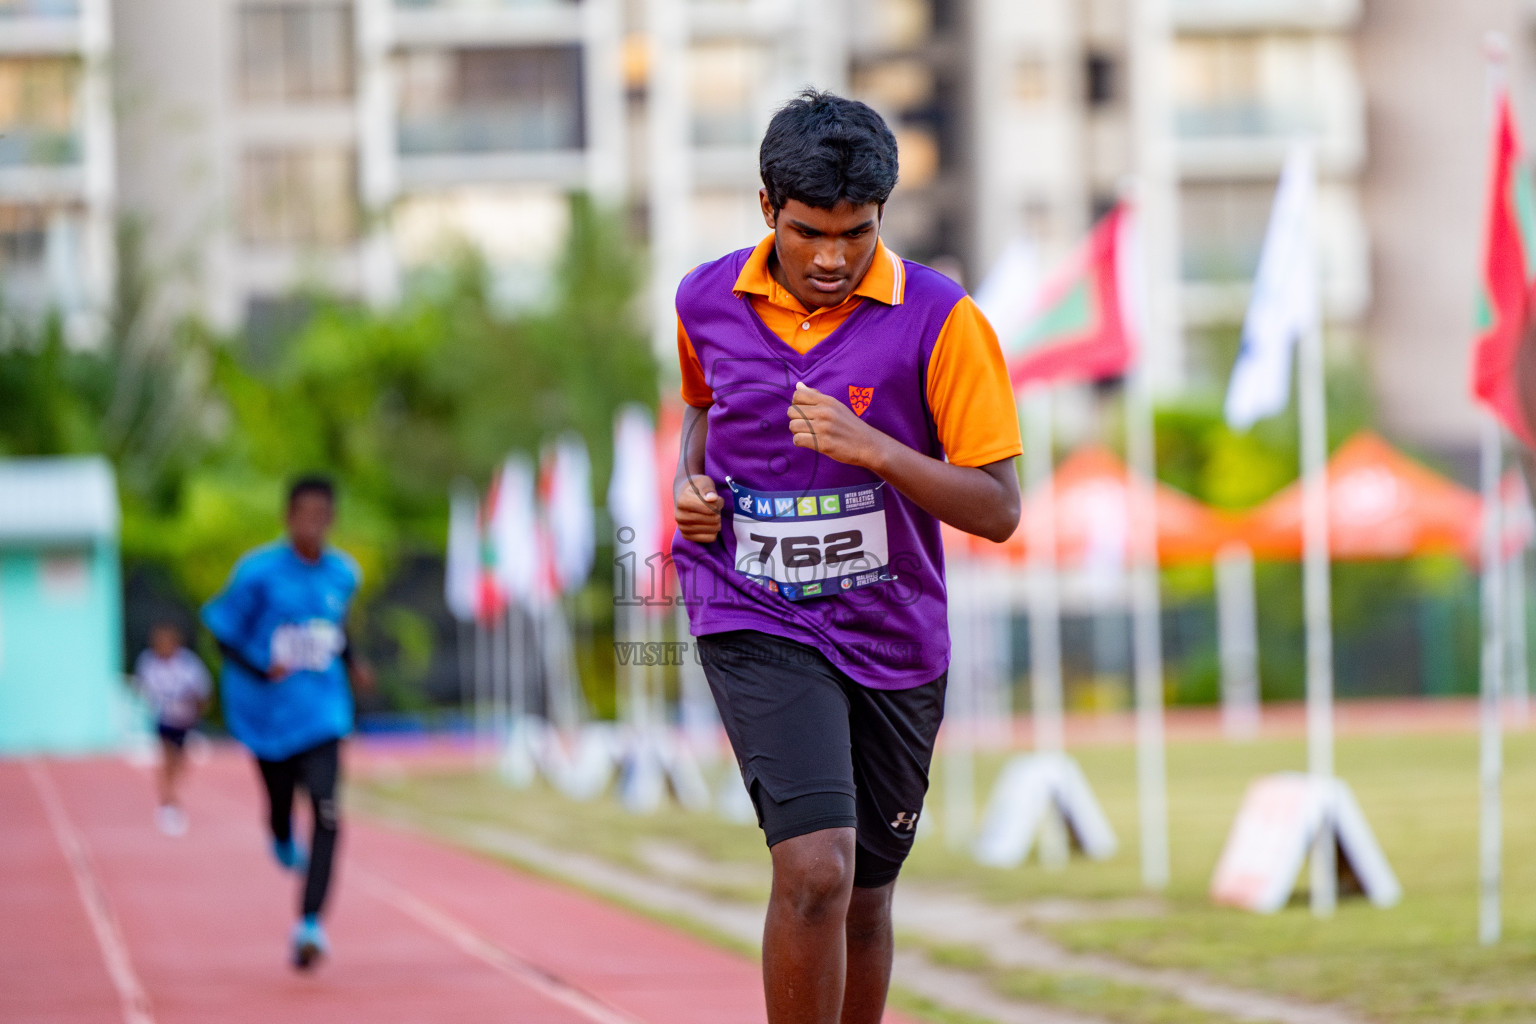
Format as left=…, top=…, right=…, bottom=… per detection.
left=674, top=403, right=724, bottom=543
left=203, top=560, right=284, bottom=681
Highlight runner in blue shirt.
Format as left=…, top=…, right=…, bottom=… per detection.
left=202, top=476, right=374, bottom=970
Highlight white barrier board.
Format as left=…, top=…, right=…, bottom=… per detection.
left=1211, top=772, right=1401, bottom=913
left=972, top=752, right=1118, bottom=867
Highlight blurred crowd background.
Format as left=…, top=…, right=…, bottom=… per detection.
left=0, top=0, right=1527, bottom=728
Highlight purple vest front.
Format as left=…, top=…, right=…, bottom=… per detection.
left=671, top=245, right=966, bottom=690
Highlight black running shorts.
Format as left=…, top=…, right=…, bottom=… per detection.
left=156, top=723, right=190, bottom=748
left=697, top=629, right=946, bottom=888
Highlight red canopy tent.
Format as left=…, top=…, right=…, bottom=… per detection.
left=1236, top=432, right=1480, bottom=561
left=946, top=447, right=1235, bottom=566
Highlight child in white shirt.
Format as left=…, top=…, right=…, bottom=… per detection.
left=134, top=622, right=212, bottom=835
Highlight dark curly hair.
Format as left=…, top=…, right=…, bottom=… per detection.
left=759, top=89, right=899, bottom=214
left=286, top=474, right=336, bottom=511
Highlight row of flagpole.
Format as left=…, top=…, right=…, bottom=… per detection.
left=428, top=28, right=1532, bottom=938
left=966, top=27, right=1533, bottom=936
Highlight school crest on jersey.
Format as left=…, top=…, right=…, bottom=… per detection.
left=848, top=386, right=874, bottom=417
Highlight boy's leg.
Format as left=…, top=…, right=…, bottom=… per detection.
left=295, top=739, right=341, bottom=918
left=765, top=826, right=856, bottom=1024
left=841, top=881, right=895, bottom=1024
left=256, top=754, right=298, bottom=842
left=157, top=736, right=179, bottom=807
left=698, top=631, right=862, bottom=1024
left=839, top=670, right=948, bottom=1024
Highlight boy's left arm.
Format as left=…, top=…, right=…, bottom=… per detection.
left=341, top=627, right=376, bottom=695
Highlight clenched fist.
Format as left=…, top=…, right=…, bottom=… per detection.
left=675, top=474, right=725, bottom=543
left=786, top=382, right=886, bottom=469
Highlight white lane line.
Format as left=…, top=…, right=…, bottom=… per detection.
left=355, top=868, right=643, bottom=1024
left=27, top=760, right=156, bottom=1024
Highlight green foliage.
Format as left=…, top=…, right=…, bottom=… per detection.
left=0, top=196, right=656, bottom=709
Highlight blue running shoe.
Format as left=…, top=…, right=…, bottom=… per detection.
left=291, top=915, right=328, bottom=970
left=271, top=837, right=308, bottom=874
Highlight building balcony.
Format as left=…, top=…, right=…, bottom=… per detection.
left=398, top=106, right=583, bottom=156
left=0, top=5, right=85, bottom=55
left=389, top=1, right=582, bottom=47
left=1176, top=102, right=1364, bottom=179
left=0, top=162, right=84, bottom=201
left=396, top=148, right=588, bottom=190
left=0, top=127, right=79, bottom=168
left=1172, top=0, right=1360, bottom=33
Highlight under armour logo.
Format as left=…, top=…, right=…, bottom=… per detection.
left=890, top=811, right=919, bottom=831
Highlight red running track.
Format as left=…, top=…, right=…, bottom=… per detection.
left=2, top=750, right=911, bottom=1024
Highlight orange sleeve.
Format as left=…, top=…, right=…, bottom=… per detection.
left=677, top=318, right=714, bottom=407
left=925, top=296, right=1023, bottom=467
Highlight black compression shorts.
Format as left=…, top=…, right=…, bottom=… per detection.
left=697, top=629, right=946, bottom=888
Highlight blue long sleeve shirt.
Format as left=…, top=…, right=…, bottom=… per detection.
left=202, top=541, right=361, bottom=760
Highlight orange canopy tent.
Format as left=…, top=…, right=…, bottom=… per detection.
left=1236, top=432, right=1480, bottom=561
left=946, top=447, right=1236, bottom=566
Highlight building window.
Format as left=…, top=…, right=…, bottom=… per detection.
left=1172, top=34, right=1333, bottom=139
left=397, top=46, right=585, bottom=154
left=0, top=1, right=83, bottom=15
left=0, top=203, right=48, bottom=268
left=1180, top=180, right=1276, bottom=281
left=0, top=57, right=80, bottom=166
left=1015, top=56, right=1049, bottom=105
left=239, top=3, right=354, bottom=104
left=689, top=42, right=764, bottom=146
left=240, top=147, right=358, bottom=246
left=1084, top=50, right=1117, bottom=108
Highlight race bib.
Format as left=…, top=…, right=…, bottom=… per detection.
left=727, top=478, right=894, bottom=601
left=270, top=620, right=344, bottom=672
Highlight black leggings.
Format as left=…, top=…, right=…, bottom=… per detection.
left=256, top=738, right=341, bottom=918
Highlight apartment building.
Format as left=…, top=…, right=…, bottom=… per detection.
left=113, top=0, right=627, bottom=331
left=844, top=0, right=972, bottom=270
left=0, top=0, right=114, bottom=337
left=1358, top=0, right=1530, bottom=450
left=363, top=0, right=627, bottom=309
left=52, top=0, right=1536, bottom=455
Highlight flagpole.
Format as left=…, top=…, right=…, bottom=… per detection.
left=457, top=619, right=473, bottom=734
left=1478, top=31, right=1510, bottom=947
left=1507, top=543, right=1529, bottom=728
left=475, top=618, right=490, bottom=762
left=1126, top=344, right=1170, bottom=890
left=945, top=559, right=977, bottom=849
left=1024, top=390, right=1064, bottom=757
left=1299, top=299, right=1336, bottom=917
left=491, top=609, right=509, bottom=757
left=1128, top=0, right=1179, bottom=892
left=1023, top=389, right=1068, bottom=868
left=1480, top=416, right=1506, bottom=944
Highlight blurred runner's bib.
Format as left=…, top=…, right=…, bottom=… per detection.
left=727, top=478, right=893, bottom=601
left=271, top=620, right=344, bottom=672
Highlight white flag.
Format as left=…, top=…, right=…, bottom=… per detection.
left=541, top=434, right=595, bottom=595
left=445, top=479, right=480, bottom=622
left=608, top=405, right=660, bottom=554
left=973, top=237, right=1042, bottom=349
left=491, top=455, right=542, bottom=606
left=1225, top=144, right=1319, bottom=430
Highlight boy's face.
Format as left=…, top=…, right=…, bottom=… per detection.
left=286, top=492, right=335, bottom=554
left=760, top=192, right=882, bottom=311
left=150, top=626, right=180, bottom=658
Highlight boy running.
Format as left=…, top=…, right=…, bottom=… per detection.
left=202, top=476, right=373, bottom=970
left=134, top=621, right=211, bottom=836
left=671, top=90, right=1022, bottom=1024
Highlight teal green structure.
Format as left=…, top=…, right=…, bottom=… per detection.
left=0, top=457, right=125, bottom=754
